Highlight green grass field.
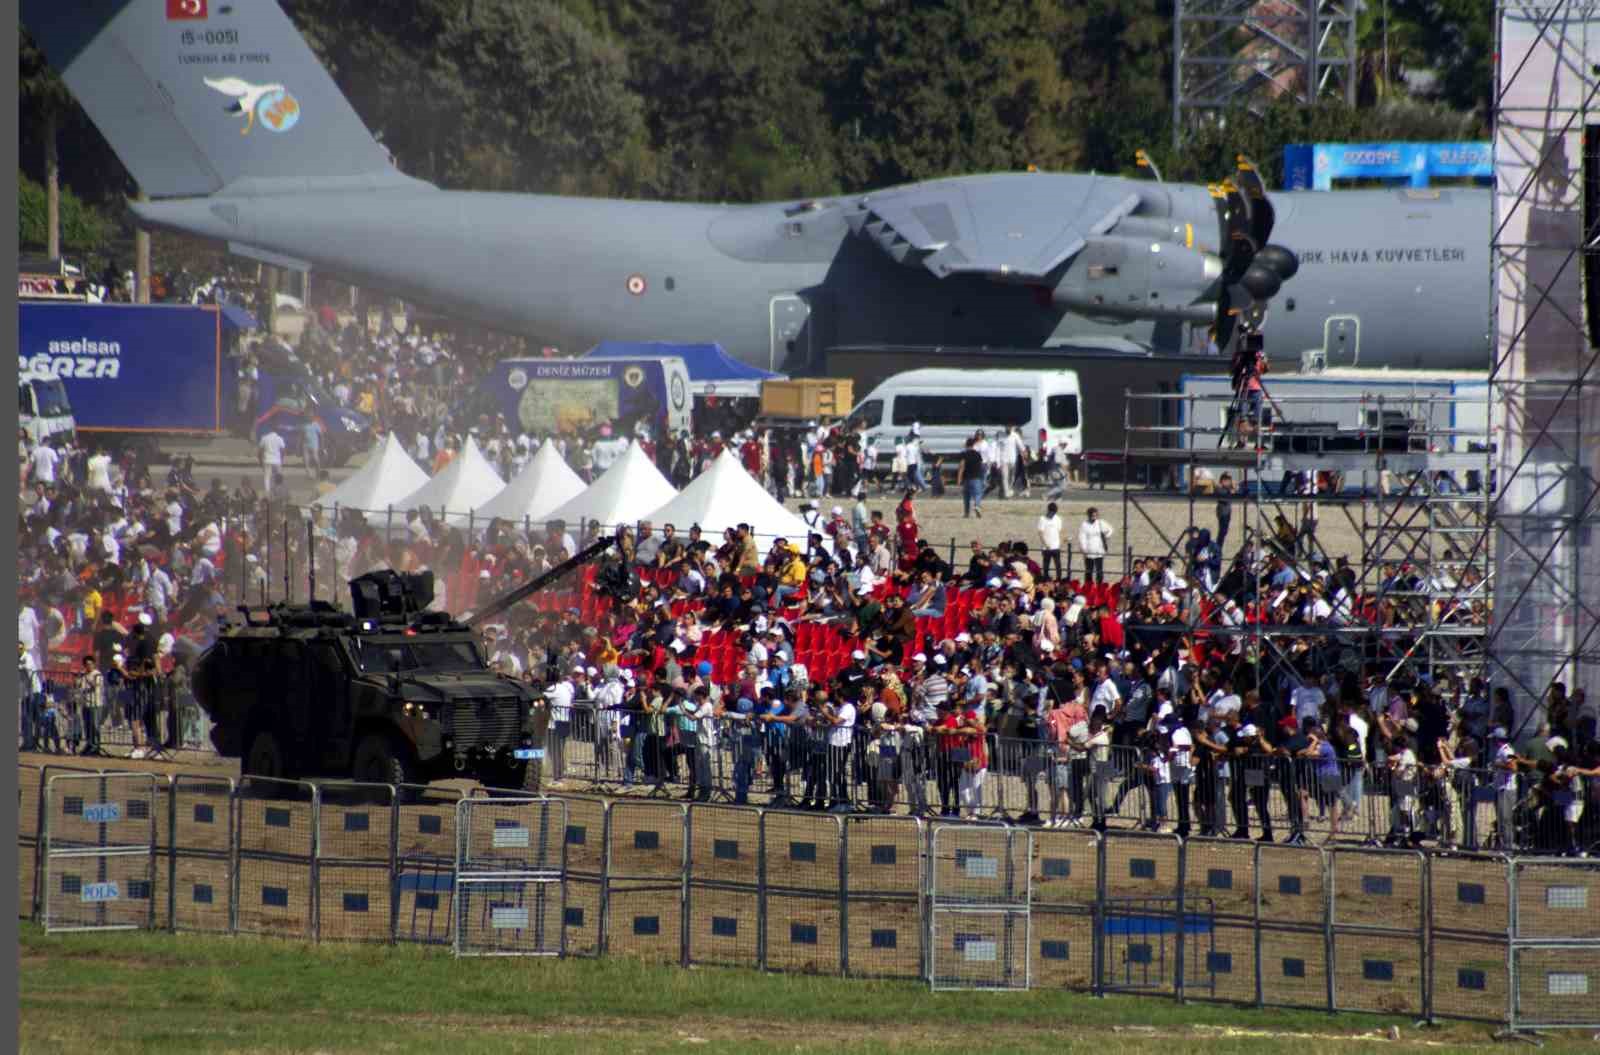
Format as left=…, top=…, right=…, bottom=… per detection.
left=17, top=925, right=1590, bottom=1054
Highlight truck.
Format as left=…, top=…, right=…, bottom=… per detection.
left=192, top=569, right=539, bottom=788
left=190, top=539, right=612, bottom=788
left=17, top=301, right=370, bottom=464
left=18, top=367, right=76, bottom=449
left=463, top=356, right=692, bottom=439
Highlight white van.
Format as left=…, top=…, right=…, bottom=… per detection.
left=842, top=368, right=1083, bottom=464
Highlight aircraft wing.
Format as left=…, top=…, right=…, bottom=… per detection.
left=844, top=175, right=1142, bottom=281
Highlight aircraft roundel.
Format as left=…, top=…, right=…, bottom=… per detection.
left=626, top=274, right=647, bottom=296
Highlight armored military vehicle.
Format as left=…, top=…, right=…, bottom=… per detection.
left=192, top=569, right=539, bottom=787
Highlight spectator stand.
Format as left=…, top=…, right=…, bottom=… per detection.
left=1115, top=385, right=1492, bottom=697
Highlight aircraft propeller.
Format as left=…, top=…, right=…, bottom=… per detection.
left=1211, top=155, right=1300, bottom=352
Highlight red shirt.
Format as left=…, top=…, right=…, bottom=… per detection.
left=1100, top=613, right=1125, bottom=649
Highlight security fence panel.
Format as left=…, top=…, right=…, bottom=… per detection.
left=1511, top=858, right=1600, bottom=941
left=169, top=775, right=235, bottom=934
left=1332, top=932, right=1426, bottom=1017
left=930, top=824, right=1031, bottom=907
left=234, top=777, right=318, bottom=940
left=602, top=800, right=685, bottom=964
left=1259, top=925, right=1332, bottom=1011
left=393, top=784, right=463, bottom=946
left=1095, top=831, right=1187, bottom=998
left=606, top=879, right=684, bottom=964
left=556, top=796, right=610, bottom=956
left=316, top=782, right=396, bottom=943
left=453, top=797, right=566, bottom=958
left=1431, top=935, right=1511, bottom=1023
left=1328, top=848, right=1425, bottom=1017
left=1029, top=908, right=1097, bottom=990
left=457, top=797, right=564, bottom=875
left=765, top=891, right=843, bottom=975
left=685, top=804, right=761, bottom=970
left=842, top=816, right=924, bottom=979
left=1329, top=849, right=1426, bottom=933
left=455, top=874, right=564, bottom=957
left=930, top=908, right=1031, bottom=991
left=1428, top=853, right=1513, bottom=938
left=18, top=764, right=44, bottom=921
left=606, top=801, right=687, bottom=881
left=1255, top=843, right=1331, bottom=1011
left=1029, top=827, right=1101, bottom=909
left=149, top=777, right=174, bottom=931
left=687, top=804, right=761, bottom=889
left=1101, top=831, right=1181, bottom=903
left=762, top=811, right=843, bottom=895
left=1510, top=944, right=1600, bottom=1030
left=1181, top=838, right=1255, bottom=920
left=559, top=796, right=609, bottom=878
left=43, top=772, right=159, bottom=932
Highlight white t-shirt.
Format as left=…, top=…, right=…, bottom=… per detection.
left=1290, top=685, right=1326, bottom=724
left=828, top=702, right=857, bottom=748
left=1346, top=712, right=1370, bottom=759
left=29, top=444, right=59, bottom=484
left=259, top=432, right=286, bottom=466
left=1169, top=726, right=1194, bottom=773
left=1091, top=677, right=1121, bottom=716
left=1037, top=514, right=1063, bottom=550
left=546, top=679, right=575, bottom=723
left=86, top=453, right=113, bottom=492
left=1494, top=742, right=1518, bottom=791
left=1208, top=692, right=1242, bottom=722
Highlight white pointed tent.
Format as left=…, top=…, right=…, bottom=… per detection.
left=315, top=432, right=430, bottom=519
left=474, top=439, right=586, bottom=527
left=541, top=440, right=676, bottom=530
left=393, top=434, right=506, bottom=527
left=645, top=449, right=813, bottom=556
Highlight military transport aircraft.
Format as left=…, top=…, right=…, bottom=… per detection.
left=23, top=0, right=1490, bottom=373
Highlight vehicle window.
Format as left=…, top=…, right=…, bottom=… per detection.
left=1048, top=394, right=1080, bottom=429
left=847, top=399, right=883, bottom=429
left=890, top=394, right=1031, bottom=428
left=410, top=641, right=486, bottom=671
left=357, top=641, right=416, bottom=672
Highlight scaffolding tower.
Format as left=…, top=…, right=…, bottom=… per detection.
left=1489, top=2, right=1600, bottom=737
left=1172, top=0, right=1358, bottom=148
left=1117, top=385, right=1491, bottom=697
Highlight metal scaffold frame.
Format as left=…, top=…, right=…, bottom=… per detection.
left=1172, top=0, right=1358, bottom=147
left=1116, top=384, right=1493, bottom=697
left=1488, top=2, right=1600, bottom=741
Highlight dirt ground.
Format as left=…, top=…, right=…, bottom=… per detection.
left=782, top=487, right=1376, bottom=579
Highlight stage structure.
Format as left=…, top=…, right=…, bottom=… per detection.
left=1490, top=2, right=1600, bottom=737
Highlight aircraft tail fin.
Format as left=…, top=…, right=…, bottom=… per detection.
left=22, top=0, right=412, bottom=199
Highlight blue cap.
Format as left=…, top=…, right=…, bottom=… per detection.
left=1070, top=658, right=1084, bottom=671
left=736, top=697, right=755, bottom=714
left=696, top=660, right=713, bottom=676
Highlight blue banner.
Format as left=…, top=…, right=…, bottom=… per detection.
left=19, top=303, right=225, bottom=432
left=1282, top=141, right=1492, bottom=191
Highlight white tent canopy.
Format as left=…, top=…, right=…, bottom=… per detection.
left=474, top=439, right=586, bottom=527
left=393, top=434, right=505, bottom=527
left=542, top=440, right=676, bottom=530
left=315, top=432, right=430, bottom=518
left=645, top=449, right=813, bottom=556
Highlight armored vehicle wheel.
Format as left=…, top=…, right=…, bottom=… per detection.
left=352, top=731, right=418, bottom=788
left=242, top=728, right=287, bottom=780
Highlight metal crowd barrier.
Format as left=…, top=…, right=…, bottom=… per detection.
left=22, top=669, right=217, bottom=759
left=541, top=707, right=1585, bottom=855
left=17, top=760, right=1599, bottom=1028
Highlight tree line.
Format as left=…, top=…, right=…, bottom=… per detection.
left=20, top=0, right=1491, bottom=265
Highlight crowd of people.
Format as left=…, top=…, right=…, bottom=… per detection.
left=15, top=295, right=1599, bottom=854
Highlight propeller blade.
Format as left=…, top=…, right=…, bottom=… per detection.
left=1234, top=155, right=1275, bottom=247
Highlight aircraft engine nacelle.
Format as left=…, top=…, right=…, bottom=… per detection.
left=1051, top=235, right=1223, bottom=323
